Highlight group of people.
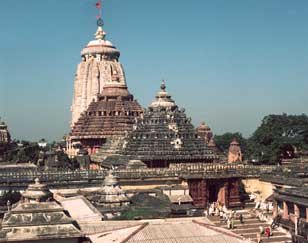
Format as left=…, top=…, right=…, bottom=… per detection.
left=205, top=202, right=244, bottom=229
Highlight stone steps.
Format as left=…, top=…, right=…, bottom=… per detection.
left=208, top=212, right=291, bottom=243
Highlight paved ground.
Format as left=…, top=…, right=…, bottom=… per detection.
left=208, top=210, right=291, bottom=243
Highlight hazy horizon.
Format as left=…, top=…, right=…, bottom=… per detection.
left=1, top=0, right=308, bottom=142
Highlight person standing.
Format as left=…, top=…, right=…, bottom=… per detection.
left=239, top=213, right=244, bottom=224
left=265, top=227, right=271, bottom=239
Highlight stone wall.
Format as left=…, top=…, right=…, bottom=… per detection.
left=242, top=178, right=274, bottom=201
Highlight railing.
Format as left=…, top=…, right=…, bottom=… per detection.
left=0, top=169, right=106, bottom=184
left=0, top=164, right=277, bottom=185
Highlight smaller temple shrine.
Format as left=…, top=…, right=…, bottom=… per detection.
left=0, top=119, right=10, bottom=145
left=197, top=122, right=213, bottom=145
left=228, top=138, right=243, bottom=163
left=0, top=178, right=82, bottom=243
left=81, top=171, right=130, bottom=218
left=0, top=119, right=11, bottom=161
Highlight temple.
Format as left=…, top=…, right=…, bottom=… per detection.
left=0, top=119, right=10, bottom=145
left=81, top=171, right=130, bottom=219
left=0, top=119, right=11, bottom=161
left=68, top=17, right=143, bottom=156
left=94, top=81, right=217, bottom=168
left=228, top=138, right=243, bottom=163
left=197, top=122, right=213, bottom=145
left=0, top=178, right=82, bottom=242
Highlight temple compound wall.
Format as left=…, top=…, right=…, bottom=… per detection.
left=242, top=178, right=274, bottom=201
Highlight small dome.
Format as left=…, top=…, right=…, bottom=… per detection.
left=81, top=26, right=120, bottom=58
left=150, top=80, right=177, bottom=109
left=22, top=178, right=53, bottom=202
left=103, top=171, right=118, bottom=187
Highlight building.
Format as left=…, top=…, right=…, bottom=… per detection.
left=68, top=18, right=143, bottom=156
left=197, top=122, right=214, bottom=145
left=95, top=81, right=217, bottom=168
left=82, top=217, right=247, bottom=243
left=0, top=120, right=10, bottom=145
left=273, top=187, right=308, bottom=243
left=0, top=119, right=11, bottom=161
left=81, top=171, right=130, bottom=219
left=0, top=178, right=82, bottom=243
left=71, top=18, right=126, bottom=126
left=228, top=138, right=243, bottom=163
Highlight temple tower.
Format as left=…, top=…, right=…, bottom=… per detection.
left=71, top=17, right=127, bottom=127
left=0, top=119, right=10, bottom=144
left=228, top=138, right=243, bottom=163
left=68, top=14, right=143, bottom=157
left=98, top=81, right=217, bottom=168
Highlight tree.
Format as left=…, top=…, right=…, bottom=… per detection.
left=248, top=114, right=308, bottom=164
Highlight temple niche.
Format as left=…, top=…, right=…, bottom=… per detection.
left=96, top=81, right=217, bottom=168
left=68, top=19, right=143, bottom=157
left=228, top=138, right=243, bottom=163
left=0, top=178, right=82, bottom=243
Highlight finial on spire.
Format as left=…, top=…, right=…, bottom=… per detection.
left=95, top=0, right=103, bottom=20
left=94, top=0, right=106, bottom=40
left=161, top=80, right=166, bottom=91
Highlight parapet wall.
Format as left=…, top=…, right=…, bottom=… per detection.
left=242, top=178, right=274, bottom=201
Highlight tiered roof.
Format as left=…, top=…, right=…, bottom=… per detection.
left=70, top=89, right=142, bottom=139
left=101, top=81, right=217, bottom=167
left=0, top=178, right=82, bottom=242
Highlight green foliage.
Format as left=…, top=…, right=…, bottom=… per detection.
left=0, top=191, right=21, bottom=206
left=248, top=114, right=308, bottom=164
left=214, top=114, right=308, bottom=164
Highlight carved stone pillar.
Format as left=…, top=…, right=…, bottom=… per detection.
left=228, top=179, right=242, bottom=208
left=273, top=200, right=278, bottom=218
left=283, top=201, right=289, bottom=219
left=217, top=184, right=225, bottom=206
left=224, top=181, right=229, bottom=208
left=294, top=204, right=300, bottom=218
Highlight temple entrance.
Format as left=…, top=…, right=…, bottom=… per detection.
left=208, top=184, right=220, bottom=203
left=208, top=180, right=226, bottom=206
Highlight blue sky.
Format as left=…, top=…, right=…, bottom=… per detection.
left=1, top=0, right=308, bottom=141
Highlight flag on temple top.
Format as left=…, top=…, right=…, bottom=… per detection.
left=96, top=1, right=102, bottom=9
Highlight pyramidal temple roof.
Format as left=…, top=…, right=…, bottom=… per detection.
left=101, top=81, right=217, bottom=168
left=0, top=179, right=82, bottom=242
